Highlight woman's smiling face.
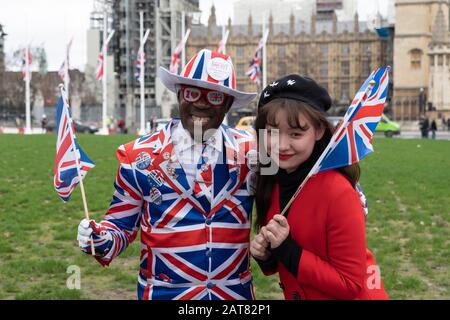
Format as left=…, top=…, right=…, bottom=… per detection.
left=266, top=108, right=324, bottom=173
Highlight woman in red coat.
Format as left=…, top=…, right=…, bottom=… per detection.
left=250, top=74, right=388, bottom=300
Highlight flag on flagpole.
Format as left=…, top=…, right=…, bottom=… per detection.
left=134, top=48, right=145, bottom=81
left=21, top=46, right=32, bottom=81
left=54, top=87, right=95, bottom=202
left=58, top=61, right=66, bottom=81
left=314, top=66, right=390, bottom=173
left=216, top=29, right=229, bottom=54
left=170, top=29, right=191, bottom=74
left=246, top=29, right=269, bottom=84
left=58, top=39, right=73, bottom=82
left=95, top=51, right=104, bottom=80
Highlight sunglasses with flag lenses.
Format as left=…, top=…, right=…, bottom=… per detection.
left=180, top=86, right=228, bottom=107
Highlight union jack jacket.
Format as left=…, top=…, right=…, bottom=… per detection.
left=92, top=119, right=257, bottom=300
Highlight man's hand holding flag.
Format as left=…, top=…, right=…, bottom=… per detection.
left=53, top=85, right=96, bottom=254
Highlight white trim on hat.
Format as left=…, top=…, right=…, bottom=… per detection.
left=158, top=66, right=257, bottom=108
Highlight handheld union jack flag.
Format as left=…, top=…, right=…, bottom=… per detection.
left=280, top=67, right=390, bottom=216
left=53, top=87, right=95, bottom=202
left=316, top=66, right=390, bottom=173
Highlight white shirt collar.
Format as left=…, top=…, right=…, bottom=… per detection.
left=172, top=121, right=223, bottom=152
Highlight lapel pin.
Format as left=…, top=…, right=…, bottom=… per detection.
left=149, top=187, right=163, bottom=205
left=135, top=152, right=152, bottom=170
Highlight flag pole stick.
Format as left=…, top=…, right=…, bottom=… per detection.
left=59, top=85, right=96, bottom=256
left=279, top=80, right=376, bottom=216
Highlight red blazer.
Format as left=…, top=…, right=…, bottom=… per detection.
left=262, top=170, right=388, bottom=300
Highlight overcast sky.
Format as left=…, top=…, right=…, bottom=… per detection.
left=0, top=0, right=389, bottom=72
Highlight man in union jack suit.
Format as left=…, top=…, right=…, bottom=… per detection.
left=77, top=49, right=259, bottom=300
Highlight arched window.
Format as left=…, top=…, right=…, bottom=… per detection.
left=409, top=48, right=423, bottom=69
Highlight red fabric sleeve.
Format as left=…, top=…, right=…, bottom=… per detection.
left=297, top=188, right=366, bottom=299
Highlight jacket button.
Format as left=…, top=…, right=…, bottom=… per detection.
left=292, top=292, right=301, bottom=300
left=206, top=249, right=212, bottom=257
left=205, top=218, right=212, bottom=225
left=206, top=282, right=214, bottom=289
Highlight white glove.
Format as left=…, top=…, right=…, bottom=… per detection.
left=77, top=218, right=112, bottom=254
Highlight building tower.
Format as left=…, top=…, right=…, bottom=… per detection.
left=428, top=2, right=450, bottom=118
left=393, top=0, right=450, bottom=121
left=111, top=0, right=199, bottom=128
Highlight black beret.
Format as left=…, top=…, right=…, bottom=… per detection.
left=258, top=74, right=332, bottom=112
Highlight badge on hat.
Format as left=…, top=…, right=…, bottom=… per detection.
left=149, top=187, right=163, bottom=205
left=135, top=152, right=152, bottom=170
left=147, top=170, right=164, bottom=188
left=206, top=57, right=231, bottom=81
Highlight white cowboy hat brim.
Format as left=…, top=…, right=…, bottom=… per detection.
left=158, top=67, right=257, bottom=108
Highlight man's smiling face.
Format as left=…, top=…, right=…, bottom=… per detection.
left=178, top=85, right=234, bottom=141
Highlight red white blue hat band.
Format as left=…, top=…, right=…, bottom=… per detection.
left=158, top=49, right=257, bottom=108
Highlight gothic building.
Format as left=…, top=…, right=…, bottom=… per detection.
left=186, top=6, right=392, bottom=116
left=393, top=0, right=450, bottom=121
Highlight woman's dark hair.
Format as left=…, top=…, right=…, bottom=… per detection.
left=254, top=98, right=360, bottom=231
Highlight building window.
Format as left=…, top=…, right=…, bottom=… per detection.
left=320, top=61, right=328, bottom=77
left=341, top=82, right=349, bottom=101
left=278, top=46, right=286, bottom=59
left=410, top=48, right=423, bottom=69
left=362, top=43, right=371, bottom=54
left=278, top=62, right=287, bottom=76
left=237, top=47, right=244, bottom=58
left=341, top=61, right=350, bottom=75
left=299, top=44, right=307, bottom=57
left=319, top=44, right=328, bottom=55
left=362, top=60, right=371, bottom=75
left=299, top=62, right=308, bottom=75
left=438, top=55, right=444, bottom=66
left=341, top=43, right=350, bottom=55
left=237, top=63, right=246, bottom=77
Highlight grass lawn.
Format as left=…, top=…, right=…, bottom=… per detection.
left=0, top=134, right=448, bottom=299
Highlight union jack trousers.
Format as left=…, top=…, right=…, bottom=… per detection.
left=92, top=120, right=257, bottom=300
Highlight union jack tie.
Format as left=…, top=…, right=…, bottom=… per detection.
left=193, top=144, right=213, bottom=213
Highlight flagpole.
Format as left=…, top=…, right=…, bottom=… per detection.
left=65, top=41, right=70, bottom=101
left=25, top=46, right=31, bottom=134
left=59, top=85, right=95, bottom=255
left=262, top=14, right=267, bottom=89
left=100, top=10, right=109, bottom=135
left=222, top=26, right=226, bottom=54
left=181, top=11, right=186, bottom=69
left=138, top=12, right=150, bottom=135
left=279, top=80, right=376, bottom=216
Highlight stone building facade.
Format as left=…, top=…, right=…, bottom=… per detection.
left=393, top=0, right=450, bottom=121
left=186, top=6, right=392, bottom=116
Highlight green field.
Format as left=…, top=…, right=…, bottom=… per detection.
left=0, top=134, right=449, bottom=300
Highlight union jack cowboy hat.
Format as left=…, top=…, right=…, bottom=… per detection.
left=158, top=49, right=257, bottom=108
